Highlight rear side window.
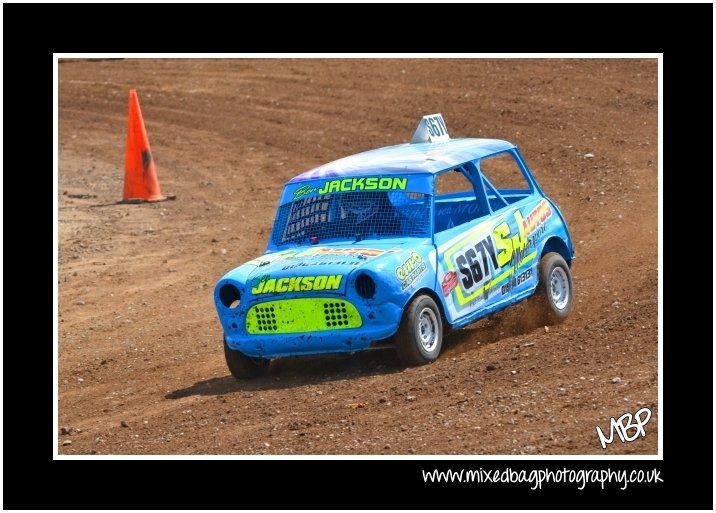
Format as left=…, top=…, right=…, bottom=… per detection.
left=478, top=152, right=532, bottom=210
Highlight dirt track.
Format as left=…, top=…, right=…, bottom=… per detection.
left=58, top=58, right=658, bottom=455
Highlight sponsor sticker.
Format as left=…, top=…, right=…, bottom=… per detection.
left=441, top=271, right=458, bottom=297
left=395, top=252, right=427, bottom=290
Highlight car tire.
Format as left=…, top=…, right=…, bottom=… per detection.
left=535, top=252, right=573, bottom=324
left=223, top=338, right=270, bottom=379
left=396, top=294, right=443, bottom=366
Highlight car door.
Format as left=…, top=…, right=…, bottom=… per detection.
left=434, top=153, right=542, bottom=327
left=433, top=162, right=499, bottom=325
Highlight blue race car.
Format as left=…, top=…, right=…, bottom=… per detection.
left=215, top=114, right=574, bottom=378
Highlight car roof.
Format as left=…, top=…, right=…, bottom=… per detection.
left=288, top=138, right=516, bottom=183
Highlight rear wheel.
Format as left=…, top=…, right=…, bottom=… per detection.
left=535, top=252, right=573, bottom=323
left=395, top=295, right=443, bottom=366
left=223, top=338, right=270, bottom=379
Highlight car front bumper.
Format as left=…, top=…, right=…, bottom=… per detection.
left=220, top=296, right=402, bottom=358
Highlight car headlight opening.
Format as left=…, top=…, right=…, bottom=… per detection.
left=355, top=273, right=376, bottom=299
left=219, top=284, right=241, bottom=309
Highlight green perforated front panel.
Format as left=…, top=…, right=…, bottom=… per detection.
left=246, top=298, right=362, bottom=334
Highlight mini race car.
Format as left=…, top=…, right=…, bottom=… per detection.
left=214, top=114, right=574, bottom=378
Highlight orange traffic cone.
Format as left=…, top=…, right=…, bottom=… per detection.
left=121, top=89, right=167, bottom=203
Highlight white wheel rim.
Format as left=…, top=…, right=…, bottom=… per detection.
left=417, top=307, right=439, bottom=352
left=550, top=266, right=570, bottom=310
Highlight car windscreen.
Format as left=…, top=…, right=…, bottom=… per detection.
left=271, top=178, right=432, bottom=246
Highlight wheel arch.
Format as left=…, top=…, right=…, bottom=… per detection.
left=540, top=236, right=573, bottom=267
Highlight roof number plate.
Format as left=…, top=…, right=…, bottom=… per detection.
left=411, top=113, right=450, bottom=144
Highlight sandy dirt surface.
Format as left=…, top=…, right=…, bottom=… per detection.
left=57, top=58, right=658, bottom=455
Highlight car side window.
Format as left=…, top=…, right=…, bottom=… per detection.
left=434, top=166, right=489, bottom=233
left=435, top=168, right=474, bottom=196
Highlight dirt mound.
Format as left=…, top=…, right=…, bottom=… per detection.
left=58, top=58, right=657, bottom=455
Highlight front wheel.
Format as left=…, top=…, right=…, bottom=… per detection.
left=223, top=338, right=270, bottom=379
left=535, top=252, right=574, bottom=324
left=395, top=295, right=443, bottom=366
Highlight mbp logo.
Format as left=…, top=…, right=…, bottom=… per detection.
left=595, top=407, right=652, bottom=449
